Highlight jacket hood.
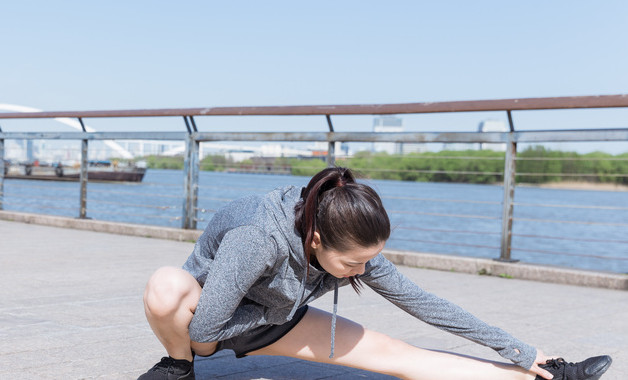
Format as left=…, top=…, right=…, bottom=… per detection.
left=265, top=185, right=308, bottom=268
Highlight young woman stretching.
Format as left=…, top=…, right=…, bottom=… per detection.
left=139, top=167, right=612, bottom=380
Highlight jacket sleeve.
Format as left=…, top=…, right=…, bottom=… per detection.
left=360, top=254, right=537, bottom=370
left=188, top=225, right=277, bottom=343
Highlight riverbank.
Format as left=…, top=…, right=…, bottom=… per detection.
left=520, top=181, right=628, bottom=192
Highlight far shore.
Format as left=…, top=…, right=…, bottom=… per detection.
left=519, top=181, right=628, bottom=192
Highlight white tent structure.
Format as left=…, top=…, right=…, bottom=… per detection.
left=0, top=103, right=134, bottom=159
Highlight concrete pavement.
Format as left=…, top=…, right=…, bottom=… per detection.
left=0, top=219, right=626, bottom=379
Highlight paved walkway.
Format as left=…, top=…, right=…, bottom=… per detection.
left=0, top=219, right=626, bottom=379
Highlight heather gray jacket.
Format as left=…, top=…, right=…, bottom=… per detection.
left=183, top=185, right=537, bottom=369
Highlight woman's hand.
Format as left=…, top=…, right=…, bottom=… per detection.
left=529, top=349, right=558, bottom=379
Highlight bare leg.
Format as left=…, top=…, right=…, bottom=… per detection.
left=250, top=307, right=536, bottom=380
left=143, top=266, right=217, bottom=360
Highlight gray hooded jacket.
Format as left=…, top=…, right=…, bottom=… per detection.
left=183, top=185, right=537, bottom=369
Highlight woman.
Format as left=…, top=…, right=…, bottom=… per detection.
left=139, top=167, right=611, bottom=380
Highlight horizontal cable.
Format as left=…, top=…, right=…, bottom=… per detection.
left=205, top=162, right=291, bottom=168
left=199, top=185, right=277, bottom=192
left=88, top=209, right=181, bottom=221
left=369, top=155, right=505, bottom=161
left=210, top=155, right=506, bottom=162
left=389, top=209, right=500, bottom=220
left=88, top=199, right=180, bottom=210
left=195, top=208, right=217, bottom=213
left=516, top=156, right=628, bottom=161
left=5, top=187, right=183, bottom=204
left=383, top=195, right=500, bottom=205
left=136, top=182, right=183, bottom=188
left=350, top=167, right=504, bottom=176
left=514, top=216, right=628, bottom=227
left=511, top=247, right=628, bottom=261
left=513, top=232, right=628, bottom=245
left=87, top=188, right=183, bottom=199
left=4, top=183, right=78, bottom=191
left=4, top=192, right=77, bottom=202
left=389, top=236, right=499, bottom=250
left=194, top=163, right=292, bottom=174
left=513, top=202, right=628, bottom=211
left=395, top=225, right=500, bottom=235
left=196, top=196, right=235, bottom=202
left=3, top=202, right=78, bottom=212
left=5, top=179, right=181, bottom=190
left=516, top=172, right=628, bottom=178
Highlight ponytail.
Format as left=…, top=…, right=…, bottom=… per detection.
left=295, top=167, right=355, bottom=264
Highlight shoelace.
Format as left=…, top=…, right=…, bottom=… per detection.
left=153, top=356, right=190, bottom=374
left=543, top=358, right=566, bottom=369
left=153, top=357, right=176, bottom=373
left=541, top=358, right=570, bottom=380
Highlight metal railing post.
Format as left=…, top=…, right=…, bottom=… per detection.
left=0, top=134, right=5, bottom=211
left=182, top=133, right=199, bottom=229
left=326, top=115, right=336, bottom=167
left=327, top=140, right=336, bottom=167
left=79, top=138, right=89, bottom=219
left=498, top=133, right=518, bottom=262
left=77, top=118, right=89, bottom=219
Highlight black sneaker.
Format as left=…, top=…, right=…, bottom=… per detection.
left=536, top=355, right=612, bottom=380
left=137, top=356, right=195, bottom=380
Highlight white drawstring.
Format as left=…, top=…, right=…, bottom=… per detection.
left=329, top=280, right=338, bottom=358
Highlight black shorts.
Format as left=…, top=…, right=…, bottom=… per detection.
left=209, top=305, right=309, bottom=358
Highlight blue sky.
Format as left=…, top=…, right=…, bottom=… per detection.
left=1, top=1, right=627, bottom=152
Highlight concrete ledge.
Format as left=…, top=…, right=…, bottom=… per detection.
left=383, top=249, right=628, bottom=291
left=2, top=210, right=625, bottom=290
left=0, top=210, right=203, bottom=242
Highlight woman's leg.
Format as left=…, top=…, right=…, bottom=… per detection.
left=249, top=307, right=536, bottom=380
left=143, top=266, right=217, bottom=360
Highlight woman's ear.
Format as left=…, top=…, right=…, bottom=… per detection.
left=311, top=231, right=322, bottom=250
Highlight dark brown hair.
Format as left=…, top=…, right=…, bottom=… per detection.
left=294, top=167, right=391, bottom=290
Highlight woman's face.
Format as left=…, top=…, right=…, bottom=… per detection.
left=311, top=233, right=386, bottom=278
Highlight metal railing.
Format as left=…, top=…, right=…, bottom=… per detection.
left=1, top=94, right=628, bottom=264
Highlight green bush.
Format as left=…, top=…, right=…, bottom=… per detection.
left=289, top=158, right=327, bottom=177
left=140, top=155, right=184, bottom=170
left=200, top=155, right=229, bottom=171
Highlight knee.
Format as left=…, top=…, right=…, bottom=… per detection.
left=144, top=266, right=197, bottom=318
left=374, top=332, right=406, bottom=357
left=364, top=330, right=410, bottom=367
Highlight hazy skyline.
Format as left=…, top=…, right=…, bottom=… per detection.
left=2, top=1, right=627, bottom=153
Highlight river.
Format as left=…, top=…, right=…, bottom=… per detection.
left=3, top=169, right=627, bottom=274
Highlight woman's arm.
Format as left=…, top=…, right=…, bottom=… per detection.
left=187, top=225, right=277, bottom=343
left=360, top=254, right=537, bottom=370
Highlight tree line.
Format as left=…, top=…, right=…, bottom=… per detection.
left=135, top=146, right=628, bottom=185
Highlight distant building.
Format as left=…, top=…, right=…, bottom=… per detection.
left=117, top=140, right=184, bottom=157
left=4, top=140, right=27, bottom=161
left=310, top=142, right=350, bottom=158
left=478, top=119, right=507, bottom=151
left=442, top=142, right=477, bottom=151
left=401, top=141, right=428, bottom=154
left=372, top=116, right=403, bottom=155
